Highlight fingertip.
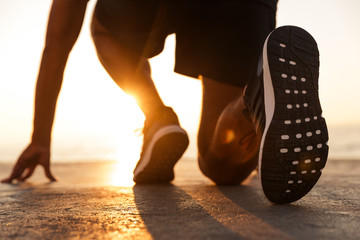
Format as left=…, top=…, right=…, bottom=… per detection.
left=45, top=170, right=57, bottom=182
left=49, top=176, right=58, bottom=182
left=1, top=178, right=13, bottom=184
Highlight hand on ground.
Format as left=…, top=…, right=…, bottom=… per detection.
left=1, top=143, right=56, bottom=183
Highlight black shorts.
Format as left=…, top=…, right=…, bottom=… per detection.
left=95, top=0, right=277, bottom=87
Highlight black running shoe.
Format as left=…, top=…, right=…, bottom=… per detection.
left=244, top=26, right=329, bottom=204
left=133, top=107, right=189, bottom=184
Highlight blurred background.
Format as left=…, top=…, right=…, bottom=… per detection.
left=1, top=0, right=359, bottom=168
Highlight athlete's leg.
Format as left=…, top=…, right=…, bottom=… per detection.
left=90, top=8, right=188, bottom=183
left=91, top=13, right=165, bottom=117
left=198, top=77, right=259, bottom=185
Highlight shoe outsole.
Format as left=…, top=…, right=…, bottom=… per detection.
left=133, top=125, right=189, bottom=184
left=259, top=26, right=329, bottom=204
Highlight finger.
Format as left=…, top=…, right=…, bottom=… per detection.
left=2, top=164, right=27, bottom=183
left=42, top=162, right=57, bottom=182
left=1, top=177, right=13, bottom=184
left=44, top=167, right=57, bottom=182
left=19, top=166, right=36, bottom=182
left=39, top=153, right=57, bottom=182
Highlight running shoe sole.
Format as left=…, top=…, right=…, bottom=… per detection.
left=259, top=26, right=329, bottom=204
left=133, top=125, right=189, bottom=184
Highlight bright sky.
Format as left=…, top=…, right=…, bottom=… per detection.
left=1, top=0, right=360, bottom=164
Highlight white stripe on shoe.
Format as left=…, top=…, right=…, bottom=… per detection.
left=133, top=125, right=188, bottom=181
left=258, top=32, right=275, bottom=184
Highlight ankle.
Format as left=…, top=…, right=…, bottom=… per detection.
left=145, top=106, right=179, bottom=126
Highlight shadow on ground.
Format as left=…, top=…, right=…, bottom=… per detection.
left=0, top=160, right=359, bottom=239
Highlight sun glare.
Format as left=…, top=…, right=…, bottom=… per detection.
left=110, top=95, right=144, bottom=186
left=109, top=162, right=136, bottom=187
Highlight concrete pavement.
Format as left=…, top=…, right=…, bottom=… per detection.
left=0, top=159, right=359, bottom=239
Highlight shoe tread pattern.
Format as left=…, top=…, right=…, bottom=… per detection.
left=261, top=26, right=329, bottom=204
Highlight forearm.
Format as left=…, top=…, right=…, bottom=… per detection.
left=31, top=49, right=68, bottom=146
left=31, top=0, right=89, bottom=146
